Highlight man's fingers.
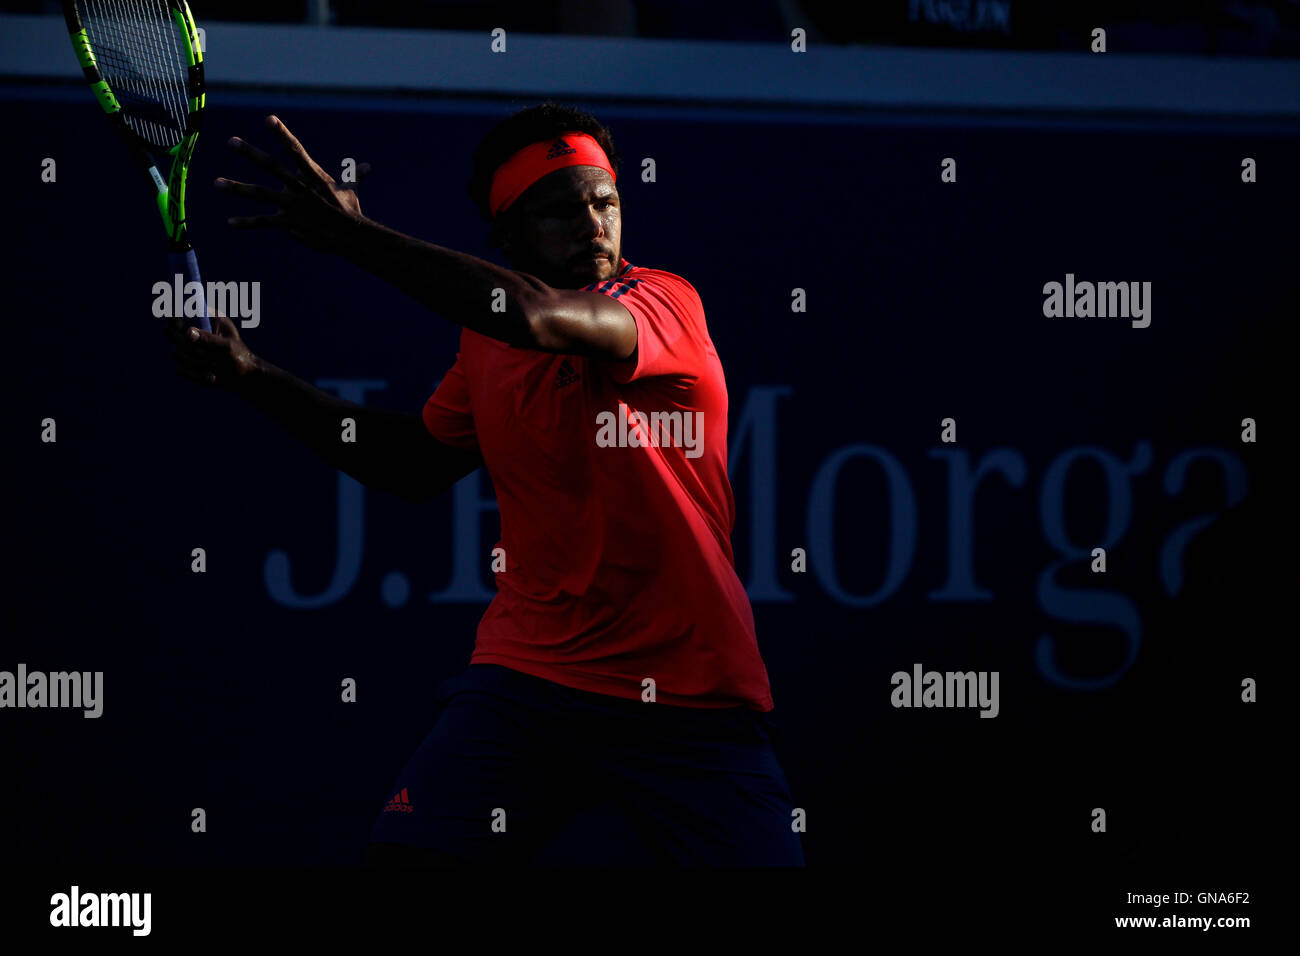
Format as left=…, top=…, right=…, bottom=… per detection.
left=226, top=135, right=301, bottom=187
left=266, top=114, right=335, bottom=185
left=167, top=310, right=235, bottom=390
left=164, top=317, right=209, bottom=348
left=215, top=177, right=288, bottom=208
left=175, top=324, right=231, bottom=355
left=165, top=315, right=219, bottom=337
left=211, top=313, right=241, bottom=338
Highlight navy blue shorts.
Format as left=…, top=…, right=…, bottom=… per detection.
left=369, top=664, right=805, bottom=865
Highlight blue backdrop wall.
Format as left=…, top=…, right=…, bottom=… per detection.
left=3, top=86, right=1290, bottom=868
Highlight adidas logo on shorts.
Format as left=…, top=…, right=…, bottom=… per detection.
left=383, top=788, right=414, bottom=813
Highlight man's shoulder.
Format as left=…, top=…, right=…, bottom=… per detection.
left=613, top=263, right=704, bottom=313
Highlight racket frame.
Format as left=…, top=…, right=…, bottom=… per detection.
left=62, top=0, right=210, bottom=327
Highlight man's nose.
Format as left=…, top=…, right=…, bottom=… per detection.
left=578, top=206, right=605, bottom=237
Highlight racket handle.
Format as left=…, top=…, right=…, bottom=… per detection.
left=167, top=248, right=211, bottom=332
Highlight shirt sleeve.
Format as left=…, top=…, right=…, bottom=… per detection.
left=590, top=270, right=708, bottom=385
left=421, top=351, right=479, bottom=450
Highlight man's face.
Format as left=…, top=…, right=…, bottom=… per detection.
left=500, top=165, right=621, bottom=289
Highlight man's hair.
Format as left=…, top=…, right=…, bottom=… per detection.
left=467, top=101, right=621, bottom=247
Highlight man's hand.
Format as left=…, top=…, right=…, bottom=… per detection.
left=218, top=114, right=370, bottom=255
left=165, top=313, right=261, bottom=393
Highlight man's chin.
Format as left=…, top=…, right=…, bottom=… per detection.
left=571, top=256, right=613, bottom=281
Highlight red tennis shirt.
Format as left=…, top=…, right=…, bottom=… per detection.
left=421, top=257, right=773, bottom=711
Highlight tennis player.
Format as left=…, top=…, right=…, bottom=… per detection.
left=167, top=102, right=803, bottom=866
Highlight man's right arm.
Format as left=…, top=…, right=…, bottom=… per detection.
left=235, top=358, right=482, bottom=503
left=167, top=314, right=480, bottom=502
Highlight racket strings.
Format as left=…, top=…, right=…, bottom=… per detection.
left=80, top=0, right=191, bottom=151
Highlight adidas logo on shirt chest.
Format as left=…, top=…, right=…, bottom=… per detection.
left=554, top=358, right=581, bottom=389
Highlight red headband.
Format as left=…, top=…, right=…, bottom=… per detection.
left=488, top=131, right=615, bottom=218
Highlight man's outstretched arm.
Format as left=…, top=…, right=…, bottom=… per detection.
left=217, top=115, right=636, bottom=360
left=336, top=218, right=637, bottom=361
left=166, top=315, right=482, bottom=504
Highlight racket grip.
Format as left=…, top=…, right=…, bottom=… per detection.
left=167, top=249, right=211, bottom=332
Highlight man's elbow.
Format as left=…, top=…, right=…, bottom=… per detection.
left=523, top=303, right=571, bottom=352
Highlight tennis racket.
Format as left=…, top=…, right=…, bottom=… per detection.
left=62, top=0, right=210, bottom=331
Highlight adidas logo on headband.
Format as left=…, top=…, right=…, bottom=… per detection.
left=545, top=138, right=579, bottom=160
